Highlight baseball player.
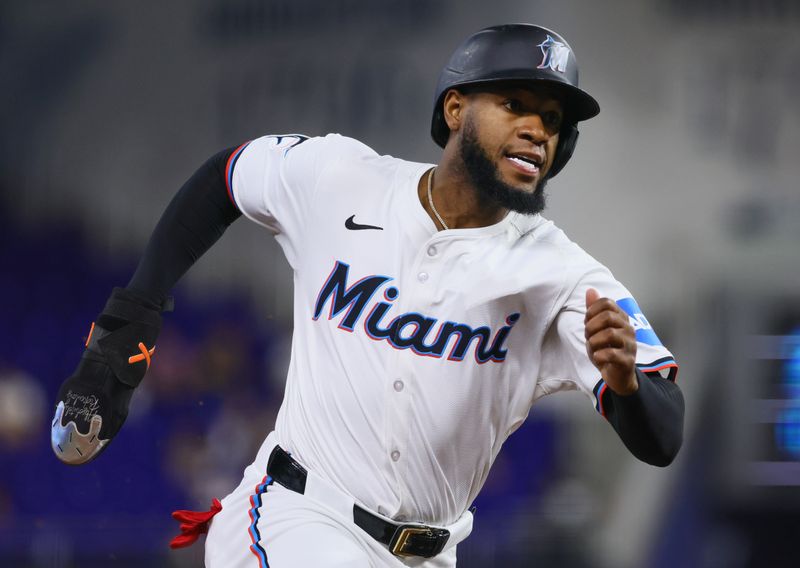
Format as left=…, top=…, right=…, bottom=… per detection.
left=51, top=24, right=684, bottom=567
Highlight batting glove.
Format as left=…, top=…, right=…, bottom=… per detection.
left=51, top=288, right=172, bottom=465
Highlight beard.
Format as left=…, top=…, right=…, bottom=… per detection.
left=458, top=117, right=548, bottom=215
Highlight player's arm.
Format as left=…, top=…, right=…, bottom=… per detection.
left=126, top=146, right=242, bottom=306
left=51, top=145, right=243, bottom=465
left=127, top=148, right=241, bottom=304
left=584, top=289, right=685, bottom=467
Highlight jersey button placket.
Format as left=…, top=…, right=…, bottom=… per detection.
left=384, top=279, right=411, bottom=490
left=389, top=244, right=439, bottom=488
left=417, top=238, right=446, bottom=286
left=387, top=373, right=408, bottom=474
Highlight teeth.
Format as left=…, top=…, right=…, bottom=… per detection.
left=508, top=156, right=539, bottom=172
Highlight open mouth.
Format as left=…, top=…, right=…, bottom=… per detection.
left=505, top=153, right=542, bottom=176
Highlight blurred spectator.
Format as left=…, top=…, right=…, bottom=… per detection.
left=143, top=327, right=201, bottom=400
left=0, top=366, right=46, bottom=451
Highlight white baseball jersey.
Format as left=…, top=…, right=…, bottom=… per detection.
left=226, top=133, right=678, bottom=528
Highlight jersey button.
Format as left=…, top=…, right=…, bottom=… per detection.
left=391, top=450, right=401, bottom=462
left=393, top=380, right=404, bottom=392
left=417, top=272, right=429, bottom=282
left=427, top=245, right=437, bottom=257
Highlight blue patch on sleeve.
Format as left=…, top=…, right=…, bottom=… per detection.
left=616, top=297, right=663, bottom=346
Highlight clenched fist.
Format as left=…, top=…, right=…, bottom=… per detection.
left=584, top=288, right=638, bottom=395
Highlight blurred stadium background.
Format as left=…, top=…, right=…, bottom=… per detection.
left=1, top=1, right=799, bottom=566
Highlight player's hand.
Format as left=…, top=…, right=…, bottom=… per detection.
left=584, top=288, right=638, bottom=395
left=51, top=288, right=169, bottom=465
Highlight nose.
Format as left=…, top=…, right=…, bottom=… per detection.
left=516, top=114, right=549, bottom=144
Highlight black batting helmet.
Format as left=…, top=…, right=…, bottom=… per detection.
left=431, top=24, right=600, bottom=178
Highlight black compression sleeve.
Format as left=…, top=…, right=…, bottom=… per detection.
left=602, top=369, right=685, bottom=467
left=126, top=146, right=242, bottom=306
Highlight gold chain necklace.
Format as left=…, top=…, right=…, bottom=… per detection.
left=426, top=167, right=449, bottom=230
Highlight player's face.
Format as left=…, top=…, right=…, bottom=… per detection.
left=456, top=86, right=563, bottom=214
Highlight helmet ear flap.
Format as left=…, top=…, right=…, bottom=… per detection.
left=546, top=123, right=579, bottom=179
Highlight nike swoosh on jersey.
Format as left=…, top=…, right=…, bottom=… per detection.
left=345, top=215, right=383, bottom=231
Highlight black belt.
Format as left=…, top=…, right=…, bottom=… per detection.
left=266, top=445, right=450, bottom=558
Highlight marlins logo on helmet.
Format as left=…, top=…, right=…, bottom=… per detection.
left=537, top=35, right=570, bottom=73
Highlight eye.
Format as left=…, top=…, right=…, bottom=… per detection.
left=541, top=110, right=563, bottom=130
left=503, top=99, right=523, bottom=113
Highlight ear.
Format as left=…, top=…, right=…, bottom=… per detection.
left=442, top=89, right=466, bottom=134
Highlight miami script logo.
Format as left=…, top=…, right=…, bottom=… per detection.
left=313, top=261, right=520, bottom=363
